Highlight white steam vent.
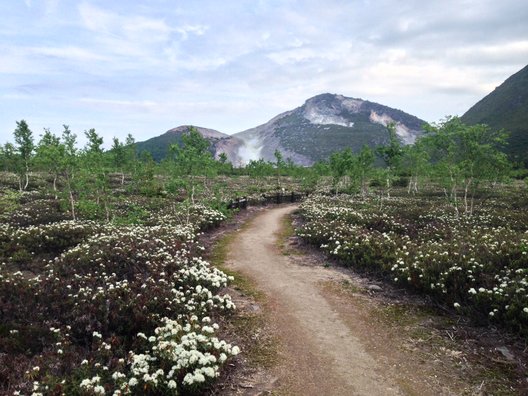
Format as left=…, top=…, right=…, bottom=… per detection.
left=237, top=136, right=263, bottom=165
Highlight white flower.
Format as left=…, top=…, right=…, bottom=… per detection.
left=202, top=366, right=216, bottom=377
left=194, top=372, right=206, bottom=383
left=453, top=302, right=461, bottom=308
left=80, top=379, right=91, bottom=388
left=183, top=373, right=194, bottom=385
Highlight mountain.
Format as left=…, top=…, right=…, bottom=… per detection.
left=232, top=93, right=426, bottom=165
left=461, top=65, right=528, bottom=166
left=135, top=125, right=243, bottom=162
left=135, top=94, right=426, bottom=166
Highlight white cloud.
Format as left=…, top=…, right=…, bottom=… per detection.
left=78, top=2, right=115, bottom=33
left=79, top=97, right=158, bottom=111
left=448, top=41, right=528, bottom=66
left=30, top=46, right=110, bottom=62
left=1, top=0, right=527, bottom=145
left=267, top=42, right=353, bottom=66
left=176, top=24, right=208, bottom=40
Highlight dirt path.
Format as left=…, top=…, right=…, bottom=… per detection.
left=219, top=205, right=525, bottom=395
left=226, top=205, right=402, bottom=395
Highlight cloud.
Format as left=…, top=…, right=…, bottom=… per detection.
left=447, top=41, right=528, bottom=66
left=76, top=3, right=168, bottom=65
left=79, top=97, right=159, bottom=111
left=176, top=24, right=208, bottom=40
left=78, top=2, right=204, bottom=51
left=1, top=0, right=527, bottom=146
left=78, top=2, right=116, bottom=33
left=30, top=46, right=110, bottom=62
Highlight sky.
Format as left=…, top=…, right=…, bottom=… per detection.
left=1, top=0, right=527, bottom=147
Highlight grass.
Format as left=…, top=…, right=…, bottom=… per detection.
left=275, top=212, right=301, bottom=256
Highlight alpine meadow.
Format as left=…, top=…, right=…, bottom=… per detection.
left=1, top=1, right=528, bottom=395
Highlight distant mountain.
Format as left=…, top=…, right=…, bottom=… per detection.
left=135, top=94, right=426, bottom=166
left=461, top=64, right=528, bottom=166
left=135, top=125, right=242, bottom=162
left=232, top=93, right=426, bottom=165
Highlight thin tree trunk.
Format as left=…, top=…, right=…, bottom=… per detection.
left=449, top=174, right=459, bottom=218
left=65, top=172, right=76, bottom=220
left=463, top=178, right=471, bottom=215
left=53, top=174, right=58, bottom=200
left=69, top=188, right=76, bottom=221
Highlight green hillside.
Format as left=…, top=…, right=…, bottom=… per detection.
left=135, top=126, right=228, bottom=162
left=135, top=131, right=185, bottom=161
left=461, top=64, right=528, bottom=166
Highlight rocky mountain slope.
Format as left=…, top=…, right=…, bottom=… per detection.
left=461, top=64, right=528, bottom=166
left=136, top=93, right=426, bottom=166
left=232, top=93, right=425, bottom=165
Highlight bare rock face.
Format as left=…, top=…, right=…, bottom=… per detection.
left=211, top=135, right=245, bottom=165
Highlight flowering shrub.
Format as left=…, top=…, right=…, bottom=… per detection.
left=0, top=202, right=238, bottom=395
left=298, top=192, right=528, bottom=335
left=0, top=191, right=67, bottom=227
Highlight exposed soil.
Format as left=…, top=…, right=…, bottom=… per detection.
left=208, top=205, right=527, bottom=396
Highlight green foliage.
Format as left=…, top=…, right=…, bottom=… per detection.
left=246, top=159, right=274, bottom=179
left=0, top=143, right=17, bottom=173
left=376, top=122, right=403, bottom=169
left=84, top=128, right=103, bottom=153
left=421, top=117, right=511, bottom=215
left=400, top=139, right=429, bottom=194
left=129, top=151, right=161, bottom=196
left=170, top=127, right=216, bottom=177
left=374, top=123, right=404, bottom=198
left=13, top=120, right=34, bottom=190
left=168, top=126, right=218, bottom=201
left=328, top=145, right=375, bottom=194
left=0, top=189, right=20, bottom=217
